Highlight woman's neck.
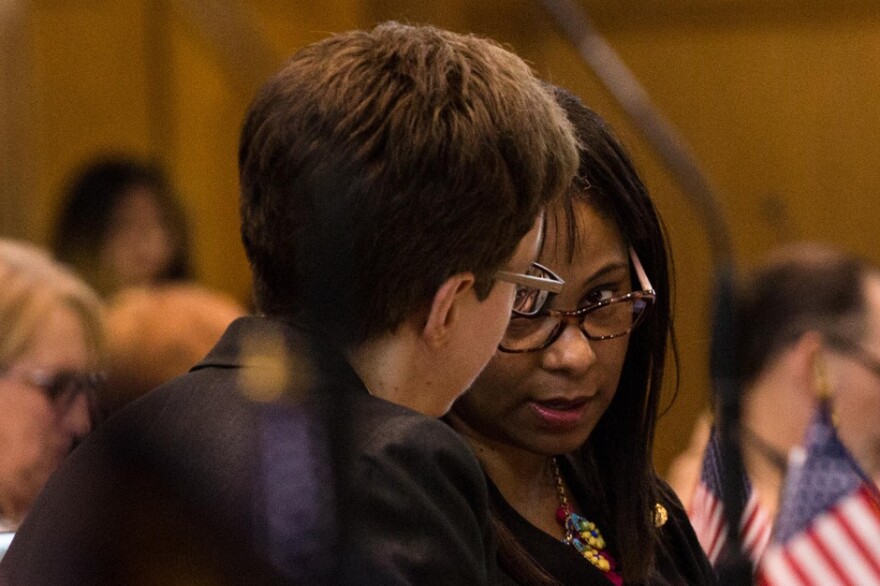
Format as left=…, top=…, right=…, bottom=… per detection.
left=446, top=415, right=568, bottom=539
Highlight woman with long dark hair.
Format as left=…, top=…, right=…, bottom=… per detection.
left=53, top=156, right=192, bottom=296
left=447, top=87, right=714, bottom=584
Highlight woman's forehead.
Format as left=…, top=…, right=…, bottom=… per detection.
left=542, top=200, right=626, bottom=267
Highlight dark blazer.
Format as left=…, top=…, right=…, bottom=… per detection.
left=0, top=317, right=494, bottom=585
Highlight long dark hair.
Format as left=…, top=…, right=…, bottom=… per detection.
left=564, top=87, right=676, bottom=582
left=498, top=86, right=676, bottom=584
left=53, top=156, right=192, bottom=295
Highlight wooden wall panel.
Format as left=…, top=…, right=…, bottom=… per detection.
left=0, top=1, right=34, bottom=240
left=167, top=14, right=251, bottom=300
left=13, top=0, right=880, bottom=472
left=30, top=0, right=153, bottom=244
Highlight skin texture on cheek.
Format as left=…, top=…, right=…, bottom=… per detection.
left=832, top=359, right=880, bottom=477
left=835, top=275, right=880, bottom=477
left=446, top=217, right=546, bottom=415
left=0, top=382, right=64, bottom=520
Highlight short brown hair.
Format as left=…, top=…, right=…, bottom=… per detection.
left=239, top=22, right=577, bottom=346
left=736, top=243, right=874, bottom=385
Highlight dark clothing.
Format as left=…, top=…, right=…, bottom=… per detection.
left=491, top=456, right=715, bottom=586
left=0, top=317, right=494, bottom=585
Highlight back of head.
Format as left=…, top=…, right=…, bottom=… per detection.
left=103, top=284, right=245, bottom=413
left=239, top=22, right=578, bottom=347
left=0, top=239, right=104, bottom=368
left=736, top=243, right=868, bottom=386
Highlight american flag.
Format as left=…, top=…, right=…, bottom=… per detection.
left=757, top=401, right=880, bottom=585
left=688, top=426, right=772, bottom=567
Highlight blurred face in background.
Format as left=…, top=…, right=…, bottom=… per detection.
left=0, top=303, right=94, bottom=528
left=829, top=273, right=880, bottom=480
left=100, top=186, right=175, bottom=290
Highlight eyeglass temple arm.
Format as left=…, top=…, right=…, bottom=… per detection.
left=629, top=247, right=654, bottom=293
left=495, top=269, right=564, bottom=294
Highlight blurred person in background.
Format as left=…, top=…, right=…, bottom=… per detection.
left=732, top=244, right=880, bottom=515
left=0, top=239, right=104, bottom=531
left=102, top=283, right=245, bottom=415
left=681, top=243, right=880, bottom=566
left=52, top=156, right=192, bottom=297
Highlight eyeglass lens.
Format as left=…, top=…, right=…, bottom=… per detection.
left=511, top=265, right=554, bottom=316
left=29, top=371, right=100, bottom=411
left=500, top=296, right=649, bottom=352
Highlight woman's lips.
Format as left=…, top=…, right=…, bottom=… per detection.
left=528, top=398, right=589, bottom=428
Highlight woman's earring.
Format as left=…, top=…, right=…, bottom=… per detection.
left=812, top=350, right=838, bottom=426
left=812, top=350, right=830, bottom=400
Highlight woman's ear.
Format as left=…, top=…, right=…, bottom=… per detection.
left=422, top=272, right=476, bottom=349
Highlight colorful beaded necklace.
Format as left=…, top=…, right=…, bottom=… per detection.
left=552, top=458, right=617, bottom=576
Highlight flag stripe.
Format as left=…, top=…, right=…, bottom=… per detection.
left=759, top=548, right=802, bottom=586
left=742, top=492, right=771, bottom=561
left=815, top=512, right=880, bottom=584
left=838, top=492, right=880, bottom=584
left=808, top=523, right=855, bottom=585
left=691, top=484, right=726, bottom=563
left=754, top=508, right=772, bottom=561
left=757, top=403, right=880, bottom=585
left=707, top=496, right=726, bottom=562
left=841, top=491, right=880, bottom=561
left=789, top=536, right=840, bottom=584
left=782, top=547, right=812, bottom=585
left=688, top=427, right=770, bottom=569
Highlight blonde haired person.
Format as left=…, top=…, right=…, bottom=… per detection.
left=0, top=239, right=104, bottom=530
left=103, top=284, right=245, bottom=414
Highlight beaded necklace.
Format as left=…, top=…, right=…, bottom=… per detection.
left=552, top=457, right=627, bottom=585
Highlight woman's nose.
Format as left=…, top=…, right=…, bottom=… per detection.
left=540, top=321, right=596, bottom=375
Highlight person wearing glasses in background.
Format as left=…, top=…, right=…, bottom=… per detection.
left=447, top=86, right=715, bottom=585
left=1, top=23, right=578, bottom=584
left=0, top=240, right=103, bottom=535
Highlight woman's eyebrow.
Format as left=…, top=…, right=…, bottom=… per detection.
left=583, top=260, right=629, bottom=285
